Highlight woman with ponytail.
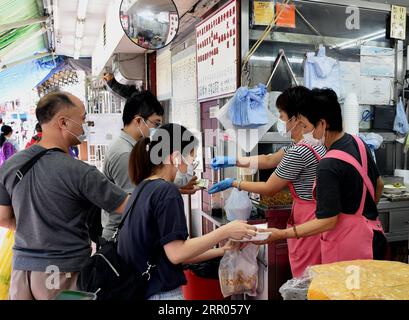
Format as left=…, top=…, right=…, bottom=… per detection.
left=118, top=123, right=257, bottom=300
left=0, top=125, right=16, bottom=166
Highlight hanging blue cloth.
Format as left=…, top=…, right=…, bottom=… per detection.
left=229, top=83, right=268, bottom=127
left=393, top=97, right=409, bottom=136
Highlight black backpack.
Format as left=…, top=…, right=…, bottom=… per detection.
left=77, top=180, right=160, bottom=300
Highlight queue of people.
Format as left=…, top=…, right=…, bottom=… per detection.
left=0, top=85, right=387, bottom=300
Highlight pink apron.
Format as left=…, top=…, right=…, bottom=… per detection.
left=315, top=135, right=384, bottom=264
left=287, top=143, right=322, bottom=277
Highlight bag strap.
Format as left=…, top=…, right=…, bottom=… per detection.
left=112, top=179, right=163, bottom=277
left=13, top=148, right=65, bottom=188
left=114, top=180, right=152, bottom=236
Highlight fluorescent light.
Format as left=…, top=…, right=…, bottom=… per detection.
left=250, top=56, right=304, bottom=64
left=75, top=20, right=85, bottom=38
left=339, top=33, right=385, bottom=50
left=74, top=38, right=82, bottom=51
left=77, top=0, right=89, bottom=20
left=53, top=1, right=59, bottom=32
left=363, top=34, right=385, bottom=43
left=138, top=10, right=154, bottom=18
left=332, top=29, right=386, bottom=50
left=74, top=37, right=82, bottom=59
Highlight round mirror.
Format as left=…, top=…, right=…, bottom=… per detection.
left=120, top=0, right=180, bottom=50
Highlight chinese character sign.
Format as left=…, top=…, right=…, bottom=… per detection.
left=196, top=0, right=238, bottom=101
left=391, top=5, right=406, bottom=40
left=166, top=13, right=179, bottom=45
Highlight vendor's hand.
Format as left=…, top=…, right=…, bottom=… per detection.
left=208, top=178, right=235, bottom=194
left=210, top=156, right=236, bottom=170
left=252, top=228, right=284, bottom=245
left=222, top=220, right=257, bottom=240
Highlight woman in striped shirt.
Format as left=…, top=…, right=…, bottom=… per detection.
left=209, top=86, right=326, bottom=277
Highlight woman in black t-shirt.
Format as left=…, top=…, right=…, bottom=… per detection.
left=118, top=123, right=257, bottom=300
left=255, top=89, right=387, bottom=263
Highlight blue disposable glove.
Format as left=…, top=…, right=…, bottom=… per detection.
left=208, top=178, right=235, bottom=194
left=210, top=156, right=237, bottom=170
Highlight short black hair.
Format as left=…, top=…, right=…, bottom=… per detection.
left=122, top=91, right=164, bottom=126
left=299, top=88, right=343, bottom=132
left=276, top=86, right=311, bottom=119
left=36, top=91, right=76, bottom=125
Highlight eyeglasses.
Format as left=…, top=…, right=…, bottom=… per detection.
left=146, top=119, right=162, bottom=128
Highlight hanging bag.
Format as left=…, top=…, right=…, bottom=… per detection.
left=77, top=180, right=161, bottom=300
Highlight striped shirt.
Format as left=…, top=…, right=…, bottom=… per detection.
left=275, top=141, right=327, bottom=200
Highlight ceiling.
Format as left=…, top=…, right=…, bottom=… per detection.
left=53, top=0, right=199, bottom=59
left=54, top=0, right=111, bottom=58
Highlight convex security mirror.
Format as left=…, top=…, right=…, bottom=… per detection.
left=120, top=0, right=179, bottom=50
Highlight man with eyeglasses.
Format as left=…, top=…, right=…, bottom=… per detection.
left=102, top=91, right=164, bottom=240
left=101, top=91, right=199, bottom=241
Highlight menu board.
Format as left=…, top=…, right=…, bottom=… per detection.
left=196, top=0, right=238, bottom=101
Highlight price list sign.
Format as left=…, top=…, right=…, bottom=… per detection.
left=196, top=0, right=238, bottom=101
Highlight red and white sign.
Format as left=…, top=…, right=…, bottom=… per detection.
left=196, top=0, right=238, bottom=101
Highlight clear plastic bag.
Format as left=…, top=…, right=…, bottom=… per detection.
left=224, top=189, right=252, bottom=221
left=394, top=97, right=409, bottom=136
left=218, top=243, right=259, bottom=297
left=279, top=272, right=312, bottom=300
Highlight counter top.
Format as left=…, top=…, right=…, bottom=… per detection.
left=377, top=199, right=409, bottom=211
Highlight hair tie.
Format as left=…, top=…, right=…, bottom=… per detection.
left=146, top=143, right=150, bottom=152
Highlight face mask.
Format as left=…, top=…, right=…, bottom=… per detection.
left=302, top=130, right=321, bottom=146
left=303, top=126, right=326, bottom=147
left=149, top=127, right=157, bottom=139
left=277, top=118, right=295, bottom=139
left=65, top=119, right=88, bottom=144
left=174, top=170, right=193, bottom=187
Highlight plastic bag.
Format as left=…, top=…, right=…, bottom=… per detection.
left=358, top=133, right=383, bottom=163
left=228, top=83, right=268, bottom=127
left=279, top=273, right=312, bottom=300
left=218, top=243, right=259, bottom=297
left=0, top=229, right=14, bottom=300
left=224, top=189, right=252, bottom=221
left=393, top=97, right=409, bottom=136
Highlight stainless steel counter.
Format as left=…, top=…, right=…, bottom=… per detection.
left=377, top=200, right=409, bottom=242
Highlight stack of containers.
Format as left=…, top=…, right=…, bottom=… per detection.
left=343, top=93, right=360, bottom=135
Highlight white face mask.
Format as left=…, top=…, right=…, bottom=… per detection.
left=65, top=118, right=88, bottom=144
left=277, top=118, right=295, bottom=139
left=303, top=128, right=325, bottom=147
left=173, top=154, right=198, bottom=187
left=174, top=170, right=192, bottom=187
left=149, top=127, right=157, bottom=138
